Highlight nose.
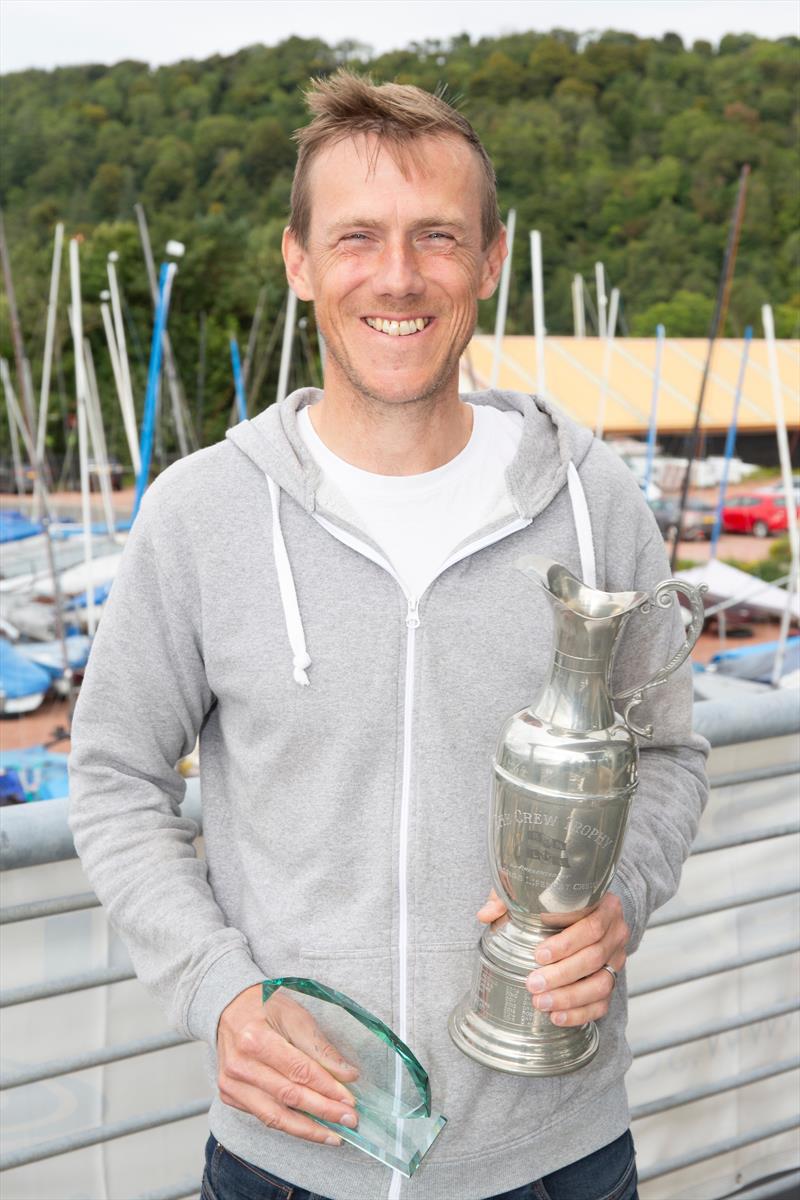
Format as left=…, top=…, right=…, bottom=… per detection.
left=371, top=238, right=424, bottom=298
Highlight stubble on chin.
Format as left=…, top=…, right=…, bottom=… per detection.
left=321, top=325, right=474, bottom=413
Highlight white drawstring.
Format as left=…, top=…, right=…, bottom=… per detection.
left=267, top=476, right=312, bottom=686
left=567, top=462, right=597, bottom=588
left=267, top=463, right=593, bottom=686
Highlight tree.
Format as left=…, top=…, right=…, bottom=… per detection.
left=242, top=117, right=295, bottom=190
left=1, top=29, right=798, bottom=457
left=631, top=290, right=714, bottom=336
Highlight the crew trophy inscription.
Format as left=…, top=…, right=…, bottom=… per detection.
left=449, top=556, right=706, bottom=1076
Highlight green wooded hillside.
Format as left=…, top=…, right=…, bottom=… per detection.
left=1, top=29, right=798, bottom=457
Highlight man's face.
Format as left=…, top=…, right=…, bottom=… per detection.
left=283, top=133, right=505, bottom=410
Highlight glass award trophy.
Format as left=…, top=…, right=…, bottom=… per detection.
left=262, top=977, right=446, bottom=1177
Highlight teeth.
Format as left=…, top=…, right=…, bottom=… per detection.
left=365, top=317, right=429, bottom=336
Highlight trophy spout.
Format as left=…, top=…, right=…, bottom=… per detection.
left=516, top=554, right=649, bottom=623
left=516, top=555, right=651, bottom=734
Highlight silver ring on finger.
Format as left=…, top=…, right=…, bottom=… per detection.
left=601, top=963, right=618, bottom=990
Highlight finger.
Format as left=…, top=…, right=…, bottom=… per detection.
left=526, top=938, right=623, bottom=995
left=262, top=1029, right=358, bottom=1107
left=531, top=951, right=626, bottom=1014
left=548, top=998, right=612, bottom=1028
left=476, top=889, right=507, bottom=923
left=230, top=1056, right=361, bottom=1128
left=221, top=1079, right=344, bottom=1145
left=282, top=1008, right=361, bottom=1084
left=533, top=895, right=626, bottom=966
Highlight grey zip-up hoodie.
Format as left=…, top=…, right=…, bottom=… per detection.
left=69, top=389, right=708, bottom=1200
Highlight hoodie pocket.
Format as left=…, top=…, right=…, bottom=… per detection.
left=297, top=947, right=394, bottom=1032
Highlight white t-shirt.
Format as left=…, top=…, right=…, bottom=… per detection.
left=298, top=402, right=523, bottom=600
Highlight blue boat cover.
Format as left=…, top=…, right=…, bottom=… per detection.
left=0, top=746, right=69, bottom=801
left=0, top=769, right=26, bottom=805
left=710, top=636, right=800, bottom=682
left=64, top=581, right=113, bottom=611
left=13, top=635, right=92, bottom=678
left=0, top=512, right=132, bottom=544
left=54, top=519, right=133, bottom=538
left=0, top=639, right=52, bottom=699
left=0, top=510, right=43, bottom=543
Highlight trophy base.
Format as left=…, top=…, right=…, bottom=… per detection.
left=310, top=1078, right=447, bottom=1178
left=448, top=919, right=600, bottom=1076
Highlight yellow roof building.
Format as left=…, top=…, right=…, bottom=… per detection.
left=462, top=336, right=800, bottom=436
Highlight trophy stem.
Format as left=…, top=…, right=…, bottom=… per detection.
left=448, top=918, right=599, bottom=1076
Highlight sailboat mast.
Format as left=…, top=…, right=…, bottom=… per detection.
left=572, top=274, right=586, bottom=339
left=134, top=204, right=192, bottom=456
left=1, top=358, right=26, bottom=494
left=530, top=230, right=546, bottom=398
left=643, top=324, right=665, bottom=499
left=594, top=263, right=607, bottom=341
left=36, top=222, right=64, bottom=467
left=134, top=262, right=178, bottom=519
left=276, top=287, right=298, bottom=404
left=83, top=336, right=118, bottom=539
left=230, top=336, right=247, bottom=423
left=670, top=163, right=750, bottom=570
left=490, top=208, right=516, bottom=389
left=107, top=252, right=141, bottom=474
left=710, top=329, right=751, bottom=560
left=69, top=237, right=96, bottom=637
left=595, top=286, right=619, bottom=439
left=762, top=305, right=799, bottom=685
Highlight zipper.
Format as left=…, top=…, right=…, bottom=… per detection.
left=397, top=595, right=418, bottom=1043
left=312, top=512, right=530, bottom=1197
left=387, top=596, right=419, bottom=1200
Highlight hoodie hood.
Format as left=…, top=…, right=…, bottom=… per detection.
left=226, top=388, right=595, bottom=522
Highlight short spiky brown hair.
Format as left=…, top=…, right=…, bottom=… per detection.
left=289, top=69, right=501, bottom=249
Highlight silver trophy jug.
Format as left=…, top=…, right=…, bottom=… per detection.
left=449, top=555, right=706, bottom=1076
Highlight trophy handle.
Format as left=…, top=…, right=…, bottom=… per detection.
left=613, top=579, right=708, bottom=739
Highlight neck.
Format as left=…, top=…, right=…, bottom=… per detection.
left=310, top=372, right=473, bottom=476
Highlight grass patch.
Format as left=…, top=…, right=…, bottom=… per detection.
left=722, top=537, right=791, bottom=583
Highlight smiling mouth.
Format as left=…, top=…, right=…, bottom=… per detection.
left=363, top=317, right=432, bottom=337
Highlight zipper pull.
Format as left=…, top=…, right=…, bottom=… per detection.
left=406, top=598, right=420, bottom=629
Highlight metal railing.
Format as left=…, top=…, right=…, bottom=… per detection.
left=1, top=693, right=798, bottom=1199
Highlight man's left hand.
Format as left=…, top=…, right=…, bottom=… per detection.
left=476, top=891, right=629, bottom=1027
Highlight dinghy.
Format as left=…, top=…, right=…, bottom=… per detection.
left=0, top=745, right=70, bottom=801
left=0, top=639, right=52, bottom=714
left=12, top=634, right=92, bottom=679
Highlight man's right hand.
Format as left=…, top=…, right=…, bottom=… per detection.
left=217, top=984, right=360, bottom=1145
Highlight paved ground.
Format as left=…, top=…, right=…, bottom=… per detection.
left=1, top=694, right=72, bottom=752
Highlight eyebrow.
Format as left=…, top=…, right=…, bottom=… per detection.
left=326, top=216, right=470, bottom=236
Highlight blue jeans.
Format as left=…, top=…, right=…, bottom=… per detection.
left=201, top=1128, right=638, bottom=1200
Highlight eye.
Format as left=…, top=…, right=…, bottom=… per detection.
left=418, top=231, right=456, bottom=250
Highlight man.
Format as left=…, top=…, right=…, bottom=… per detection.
left=70, top=71, right=708, bottom=1200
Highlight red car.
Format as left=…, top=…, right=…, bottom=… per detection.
left=721, top=493, right=799, bottom=537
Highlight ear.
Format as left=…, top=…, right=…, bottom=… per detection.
left=477, top=227, right=508, bottom=301
left=282, top=227, right=315, bottom=302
